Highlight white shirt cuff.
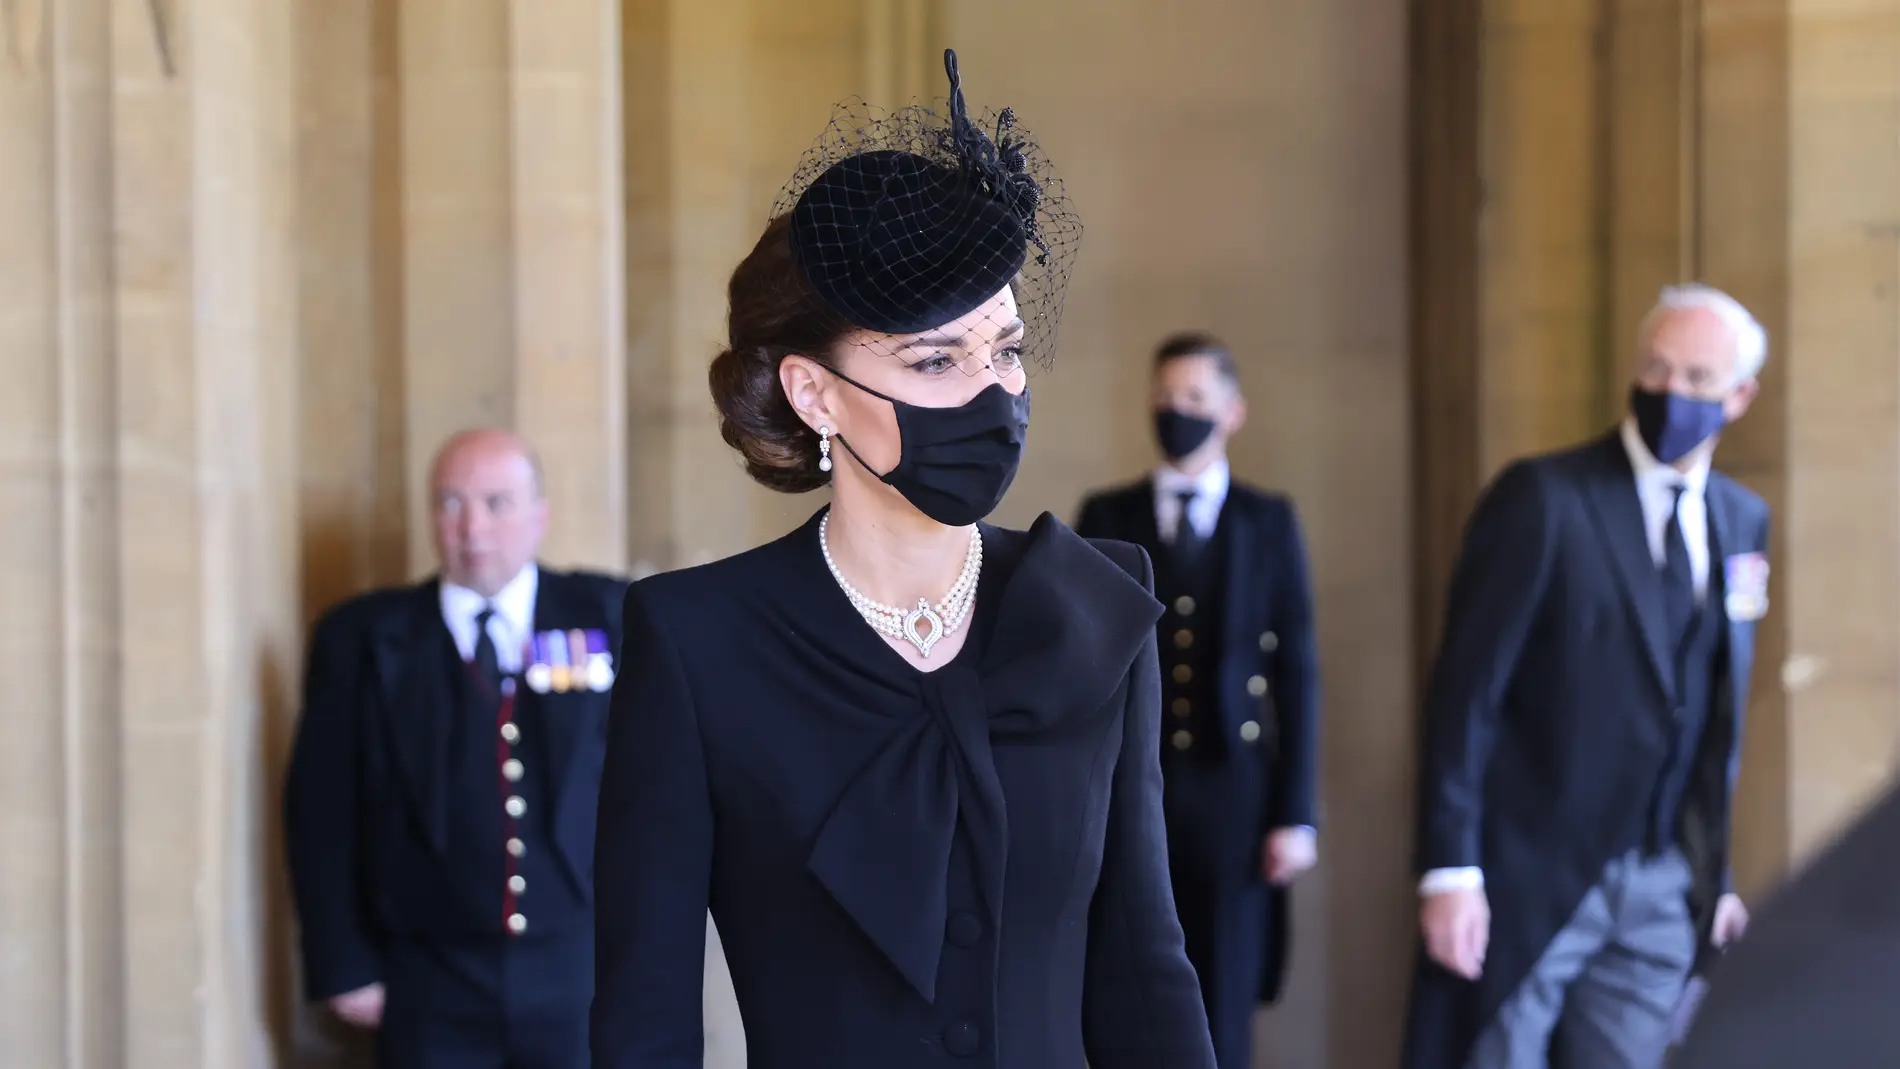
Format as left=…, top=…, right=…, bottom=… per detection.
left=1418, top=867, right=1484, bottom=895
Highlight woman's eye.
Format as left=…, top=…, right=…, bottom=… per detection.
left=992, top=348, right=1023, bottom=375
left=913, top=354, right=958, bottom=374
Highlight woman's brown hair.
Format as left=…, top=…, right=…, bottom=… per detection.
left=707, top=215, right=856, bottom=493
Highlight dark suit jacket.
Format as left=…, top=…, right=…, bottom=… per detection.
left=1672, top=777, right=1900, bottom=1068
left=1402, top=431, right=1769, bottom=1069
left=591, top=510, right=1216, bottom=1069
left=1074, top=479, right=1321, bottom=831
left=1074, top=477, right=1321, bottom=1009
left=284, top=565, right=627, bottom=1003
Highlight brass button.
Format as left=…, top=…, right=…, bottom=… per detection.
left=1259, top=631, right=1279, bottom=653
left=506, top=913, right=528, bottom=935
left=1172, top=664, right=1193, bottom=684
left=508, top=874, right=527, bottom=895
left=1171, top=730, right=1194, bottom=751
left=506, top=837, right=526, bottom=858
left=1247, top=675, right=1269, bottom=698
left=1171, top=697, right=1192, bottom=718
left=1174, top=629, right=1194, bottom=650
left=500, top=722, right=520, bottom=743
left=1174, top=595, right=1196, bottom=616
left=502, top=758, right=524, bottom=782
left=1240, top=720, right=1262, bottom=743
left=505, top=796, right=526, bottom=818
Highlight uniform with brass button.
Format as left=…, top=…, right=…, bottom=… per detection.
left=285, top=564, right=629, bottom=1069
left=1076, top=425, right=1324, bottom=1069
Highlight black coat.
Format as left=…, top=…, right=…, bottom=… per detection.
left=589, top=509, right=1218, bottom=1069
left=283, top=566, right=627, bottom=1007
left=1671, top=777, right=1900, bottom=1068
left=1074, top=477, right=1322, bottom=1005
left=1403, top=432, right=1768, bottom=1069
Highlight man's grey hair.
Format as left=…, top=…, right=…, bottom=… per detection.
left=1638, top=283, right=1769, bottom=383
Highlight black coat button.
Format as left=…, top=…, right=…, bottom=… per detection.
left=945, top=911, right=983, bottom=947
left=943, top=1021, right=980, bottom=1057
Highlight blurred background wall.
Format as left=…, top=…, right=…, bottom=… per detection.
left=0, top=0, right=1895, bottom=1066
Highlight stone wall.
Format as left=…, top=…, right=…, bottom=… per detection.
left=2, top=0, right=1895, bottom=1066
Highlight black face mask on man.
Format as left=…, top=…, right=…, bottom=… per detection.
left=1152, top=409, right=1218, bottom=462
left=1628, top=384, right=1727, bottom=464
left=823, top=366, right=1031, bottom=527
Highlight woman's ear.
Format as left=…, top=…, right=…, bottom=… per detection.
left=780, top=354, right=834, bottom=431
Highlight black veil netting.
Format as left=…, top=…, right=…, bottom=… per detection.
left=772, top=49, right=1082, bottom=373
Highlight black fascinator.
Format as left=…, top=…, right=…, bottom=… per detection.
left=773, top=49, right=1081, bottom=370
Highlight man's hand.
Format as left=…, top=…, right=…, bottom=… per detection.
left=1421, top=888, right=1490, bottom=980
left=329, top=982, right=385, bottom=1029
left=1262, top=827, right=1318, bottom=885
left=1711, top=892, right=1749, bottom=949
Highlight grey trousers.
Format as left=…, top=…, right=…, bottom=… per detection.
left=1465, top=848, right=1698, bottom=1069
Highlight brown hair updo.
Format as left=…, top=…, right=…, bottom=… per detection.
left=707, top=214, right=857, bottom=493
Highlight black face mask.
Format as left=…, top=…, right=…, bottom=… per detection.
left=1629, top=384, right=1727, bottom=464
left=824, top=367, right=1031, bottom=527
left=1153, top=409, right=1217, bottom=461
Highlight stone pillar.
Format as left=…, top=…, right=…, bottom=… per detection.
left=621, top=0, right=757, bottom=576
left=1701, top=0, right=1900, bottom=886
left=397, top=0, right=627, bottom=576
left=0, top=2, right=117, bottom=1065
left=1478, top=0, right=1617, bottom=464
left=0, top=0, right=300, bottom=1066
left=508, top=0, right=628, bottom=570
left=396, top=0, right=515, bottom=571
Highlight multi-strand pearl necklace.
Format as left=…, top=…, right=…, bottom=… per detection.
left=818, top=510, right=982, bottom=658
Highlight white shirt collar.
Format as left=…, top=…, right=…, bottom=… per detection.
left=1620, top=417, right=1710, bottom=497
left=440, top=563, right=539, bottom=640
left=1153, top=457, right=1230, bottom=501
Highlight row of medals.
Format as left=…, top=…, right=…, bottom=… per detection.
left=522, top=629, right=616, bottom=694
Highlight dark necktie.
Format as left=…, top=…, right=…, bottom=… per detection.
left=473, top=605, right=503, bottom=696
left=1662, top=485, right=1695, bottom=635
left=1173, top=489, right=1204, bottom=556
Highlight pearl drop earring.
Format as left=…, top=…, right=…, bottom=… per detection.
left=818, top=426, right=833, bottom=472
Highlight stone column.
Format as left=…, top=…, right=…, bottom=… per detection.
left=111, top=0, right=303, bottom=1063
left=622, top=0, right=758, bottom=576
left=396, top=0, right=516, bottom=571
left=1477, top=0, right=1619, bottom=464
left=0, top=1, right=119, bottom=1065
left=0, top=0, right=300, bottom=1066
left=1701, top=0, right=1900, bottom=886
left=396, top=0, right=627, bottom=576
left=508, top=0, right=628, bottom=571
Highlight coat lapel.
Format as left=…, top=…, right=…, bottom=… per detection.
left=1580, top=436, right=1676, bottom=699
left=371, top=580, right=455, bottom=852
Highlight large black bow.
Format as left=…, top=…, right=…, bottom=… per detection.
left=804, top=515, right=1162, bottom=1001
